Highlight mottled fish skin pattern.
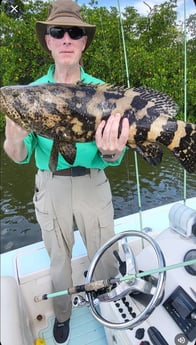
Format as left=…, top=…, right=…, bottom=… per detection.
left=0, top=83, right=195, bottom=173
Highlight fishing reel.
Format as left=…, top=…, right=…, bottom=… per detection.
left=86, top=230, right=166, bottom=329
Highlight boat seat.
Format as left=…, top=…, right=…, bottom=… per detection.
left=0, top=276, right=33, bottom=345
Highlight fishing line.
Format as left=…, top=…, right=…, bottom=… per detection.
left=116, top=0, right=144, bottom=234
left=183, top=0, right=187, bottom=203
left=34, top=258, right=196, bottom=302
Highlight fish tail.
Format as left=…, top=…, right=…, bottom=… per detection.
left=169, top=121, right=196, bottom=173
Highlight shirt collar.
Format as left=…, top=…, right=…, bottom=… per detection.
left=47, top=64, right=86, bottom=83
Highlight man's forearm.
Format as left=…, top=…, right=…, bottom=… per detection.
left=4, top=138, right=28, bottom=163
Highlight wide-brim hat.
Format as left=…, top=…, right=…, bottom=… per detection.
left=36, top=0, right=96, bottom=53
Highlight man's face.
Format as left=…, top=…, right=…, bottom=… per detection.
left=45, top=27, right=87, bottom=67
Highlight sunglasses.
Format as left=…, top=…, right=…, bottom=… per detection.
left=47, top=27, right=86, bottom=40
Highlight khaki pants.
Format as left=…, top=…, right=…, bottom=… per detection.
left=33, top=169, right=117, bottom=322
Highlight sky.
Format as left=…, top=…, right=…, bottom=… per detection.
left=78, top=0, right=196, bottom=22
left=38, top=0, right=195, bottom=21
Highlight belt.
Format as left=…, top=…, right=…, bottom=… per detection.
left=52, top=167, right=90, bottom=177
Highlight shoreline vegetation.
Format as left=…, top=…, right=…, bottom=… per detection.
left=0, top=0, right=195, bottom=131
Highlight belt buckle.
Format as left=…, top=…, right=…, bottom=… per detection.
left=71, top=167, right=86, bottom=177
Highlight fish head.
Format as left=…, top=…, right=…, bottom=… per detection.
left=1, top=85, right=21, bottom=116
left=0, top=84, right=62, bottom=133
left=0, top=85, right=31, bottom=129
left=0, top=83, right=88, bottom=138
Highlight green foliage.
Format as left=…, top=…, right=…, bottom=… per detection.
left=0, top=0, right=52, bottom=85
left=0, top=0, right=195, bottom=131
left=81, top=0, right=195, bottom=122
left=0, top=112, right=6, bottom=132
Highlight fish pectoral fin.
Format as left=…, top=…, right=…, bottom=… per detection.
left=58, top=142, right=77, bottom=165
left=49, top=140, right=59, bottom=172
left=129, top=142, right=163, bottom=166
left=54, top=127, right=77, bottom=165
left=49, top=140, right=76, bottom=172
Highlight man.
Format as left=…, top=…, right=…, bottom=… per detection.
left=4, top=0, right=129, bottom=344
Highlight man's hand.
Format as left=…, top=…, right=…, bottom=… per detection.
left=95, top=113, right=129, bottom=160
left=5, top=117, right=29, bottom=141
left=4, top=117, right=29, bottom=162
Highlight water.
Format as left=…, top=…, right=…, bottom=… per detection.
left=0, top=134, right=195, bottom=254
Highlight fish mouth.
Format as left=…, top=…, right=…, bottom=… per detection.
left=0, top=90, right=6, bottom=113
left=0, top=87, right=19, bottom=118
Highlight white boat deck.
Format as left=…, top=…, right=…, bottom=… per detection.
left=1, top=197, right=196, bottom=345
left=2, top=197, right=195, bottom=278
left=39, top=309, right=107, bottom=345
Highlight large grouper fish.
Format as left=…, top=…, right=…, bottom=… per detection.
left=0, top=82, right=195, bottom=173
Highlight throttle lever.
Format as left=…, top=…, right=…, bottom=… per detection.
left=113, top=250, right=126, bottom=276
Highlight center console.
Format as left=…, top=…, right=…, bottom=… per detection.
left=101, top=227, right=196, bottom=345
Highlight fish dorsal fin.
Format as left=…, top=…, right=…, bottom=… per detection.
left=132, top=86, right=178, bottom=117
left=76, top=82, right=178, bottom=117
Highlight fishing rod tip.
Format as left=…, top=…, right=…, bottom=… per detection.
left=34, top=294, right=48, bottom=303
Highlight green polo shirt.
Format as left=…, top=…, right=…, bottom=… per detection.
left=20, top=65, right=126, bottom=170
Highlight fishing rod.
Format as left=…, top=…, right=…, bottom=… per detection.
left=34, top=258, right=196, bottom=302
left=116, top=0, right=144, bottom=234
left=183, top=0, right=187, bottom=203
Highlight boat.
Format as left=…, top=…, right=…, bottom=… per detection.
left=1, top=0, right=195, bottom=343
left=1, top=197, right=196, bottom=345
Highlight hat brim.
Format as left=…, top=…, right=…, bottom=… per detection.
left=36, top=18, right=96, bottom=53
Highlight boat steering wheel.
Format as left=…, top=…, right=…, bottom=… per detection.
left=86, top=230, right=166, bottom=329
